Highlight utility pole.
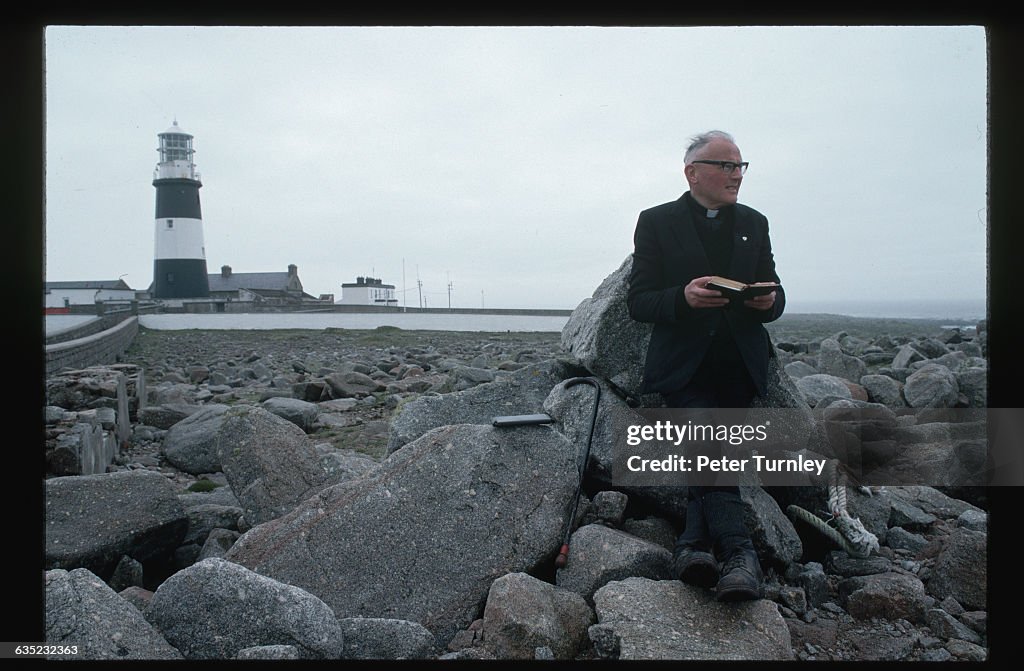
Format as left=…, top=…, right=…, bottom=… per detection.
left=447, top=271, right=453, bottom=310
left=402, top=258, right=406, bottom=312
left=417, top=265, right=423, bottom=310
left=481, top=289, right=485, bottom=309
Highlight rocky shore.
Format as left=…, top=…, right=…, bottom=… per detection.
left=43, top=260, right=988, bottom=661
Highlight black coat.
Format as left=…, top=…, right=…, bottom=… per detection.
left=626, top=192, right=785, bottom=397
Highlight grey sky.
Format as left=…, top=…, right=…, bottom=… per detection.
left=44, top=25, right=987, bottom=314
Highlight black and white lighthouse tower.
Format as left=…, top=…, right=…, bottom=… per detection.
left=151, top=120, right=209, bottom=298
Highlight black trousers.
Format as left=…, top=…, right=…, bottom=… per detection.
left=663, top=339, right=759, bottom=557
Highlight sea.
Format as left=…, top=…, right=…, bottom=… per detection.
left=44, top=298, right=986, bottom=337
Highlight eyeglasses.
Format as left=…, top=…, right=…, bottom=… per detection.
left=691, top=160, right=749, bottom=175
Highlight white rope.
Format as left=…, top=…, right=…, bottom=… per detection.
left=786, top=459, right=879, bottom=559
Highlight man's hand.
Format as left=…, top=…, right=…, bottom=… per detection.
left=744, top=291, right=776, bottom=311
left=684, top=276, right=730, bottom=309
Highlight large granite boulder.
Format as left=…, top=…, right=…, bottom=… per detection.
left=45, top=469, right=188, bottom=577
left=904, top=363, right=960, bottom=408
left=592, top=577, right=793, bottom=660
left=214, top=405, right=331, bottom=525
left=481, top=572, right=594, bottom=660
left=261, top=396, right=320, bottom=433
left=146, top=558, right=343, bottom=660
left=818, top=338, right=868, bottom=383
left=560, top=255, right=653, bottom=400
left=45, top=568, right=182, bottom=660
left=161, top=404, right=231, bottom=474
left=226, top=423, right=579, bottom=644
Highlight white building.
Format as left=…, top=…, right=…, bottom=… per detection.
left=337, top=276, right=397, bottom=306
left=44, top=280, right=137, bottom=309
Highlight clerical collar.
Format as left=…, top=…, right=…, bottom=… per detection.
left=685, top=191, right=728, bottom=220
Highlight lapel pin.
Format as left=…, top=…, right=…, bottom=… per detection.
left=741, top=236, right=748, bottom=242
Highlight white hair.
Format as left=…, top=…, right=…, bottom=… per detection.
left=683, top=130, right=736, bottom=164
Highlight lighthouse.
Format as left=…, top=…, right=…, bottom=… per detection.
left=151, top=120, right=209, bottom=298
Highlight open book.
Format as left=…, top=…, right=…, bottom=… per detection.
left=704, top=276, right=780, bottom=298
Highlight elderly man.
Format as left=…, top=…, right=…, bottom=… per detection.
left=627, top=130, right=785, bottom=601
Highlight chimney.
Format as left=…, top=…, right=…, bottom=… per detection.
left=221, top=265, right=232, bottom=278
left=288, top=264, right=297, bottom=277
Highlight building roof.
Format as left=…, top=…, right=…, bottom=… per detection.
left=45, top=280, right=133, bottom=291
left=208, top=272, right=293, bottom=292
left=160, top=120, right=192, bottom=137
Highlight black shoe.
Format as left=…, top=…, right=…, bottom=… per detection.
left=715, top=548, right=763, bottom=602
left=673, top=546, right=720, bottom=589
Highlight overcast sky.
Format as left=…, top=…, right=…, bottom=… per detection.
left=43, top=25, right=987, bottom=316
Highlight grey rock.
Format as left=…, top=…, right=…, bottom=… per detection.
left=954, top=367, right=987, bottom=408
left=859, top=374, right=906, bottom=407
left=481, top=572, right=595, bottom=660
left=325, top=370, right=386, bottom=398
left=925, top=608, right=982, bottom=644
left=891, top=344, right=925, bottom=369
left=227, top=423, right=579, bottom=644
left=885, top=527, right=928, bottom=554
left=621, top=517, right=678, bottom=552
left=889, top=497, right=937, bottom=531
left=316, top=446, right=380, bottom=484
left=386, top=358, right=582, bottom=455
left=959, top=611, right=987, bottom=635
left=588, top=623, right=621, bottom=659
left=904, top=363, right=959, bottom=408
left=844, top=623, right=916, bottom=660
left=593, top=577, right=793, bottom=660
left=234, top=645, right=300, bottom=660
left=580, top=490, right=628, bottom=527
left=818, top=338, right=868, bottom=383
left=796, top=374, right=853, bottom=407
left=338, top=618, right=439, bottom=660
left=182, top=503, right=243, bottom=546
left=146, top=558, right=343, bottom=660
left=138, top=402, right=205, bottom=430
left=956, top=508, right=987, bottom=532
left=197, top=528, right=241, bottom=560
left=940, top=595, right=965, bottom=616
left=793, top=562, right=830, bottom=608
left=46, top=568, right=182, bottom=659
left=45, top=470, right=188, bottom=576
left=926, top=527, right=986, bottom=610
left=888, top=486, right=983, bottom=520
left=178, top=484, right=240, bottom=509
left=826, top=551, right=893, bottom=577
left=559, top=255, right=653, bottom=397
left=261, top=396, right=320, bottom=433
left=555, top=524, right=673, bottom=603
left=451, top=365, right=497, bottom=391
left=161, top=404, right=231, bottom=474
left=915, top=337, right=952, bottom=359
left=107, top=555, right=144, bottom=592
left=784, top=360, right=819, bottom=379
left=534, top=646, right=555, bottom=660
left=117, top=585, right=154, bottom=612
left=839, top=572, right=930, bottom=622
left=742, top=486, right=803, bottom=569
left=909, top=350, right=967, bottom=371
left=945, top=638, right=987, bottom=661
left=215, top=405, right=330, bottom=525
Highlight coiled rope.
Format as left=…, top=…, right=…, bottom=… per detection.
left=785, top=459, right=879, bottom=559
